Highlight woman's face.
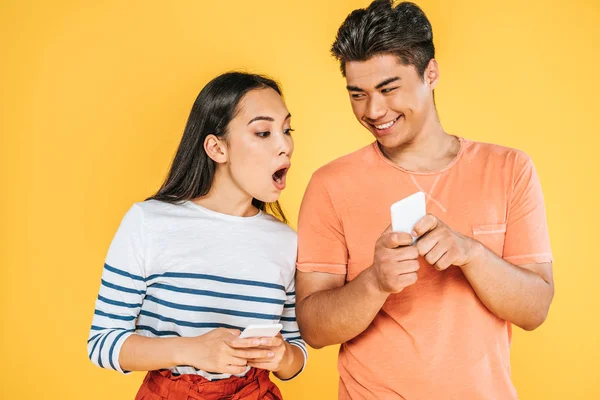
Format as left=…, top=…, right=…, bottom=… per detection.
left=221, top=87, right=294, bottom=204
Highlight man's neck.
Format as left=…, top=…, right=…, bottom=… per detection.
left=380, top=120, right=460, bottom=173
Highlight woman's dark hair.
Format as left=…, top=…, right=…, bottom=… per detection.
left=147, top=72, right=287, bottom=223
left=331, top=0, right=435, bottom=79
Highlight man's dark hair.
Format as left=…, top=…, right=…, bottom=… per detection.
left=331, top=0, right=435, bottom=79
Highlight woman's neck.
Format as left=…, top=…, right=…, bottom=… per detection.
left=192, top=169, right=258, bottom=217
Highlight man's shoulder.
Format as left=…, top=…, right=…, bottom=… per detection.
left=464, top=138, right=531, bottom=165
left=311, top=142, right=376, bottom=183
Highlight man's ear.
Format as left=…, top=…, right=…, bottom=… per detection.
left=425, top=58, right=440, bottom=90
left=204, top=134, right=227, bottom=164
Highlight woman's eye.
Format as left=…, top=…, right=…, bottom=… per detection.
left=256, top=131, right=270, bottom=138
left=284, top=128, right=295, bottom=135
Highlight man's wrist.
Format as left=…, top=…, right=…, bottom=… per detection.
left=462, top=239, right=487, bottom=271
left=362, top=265, right=392, bottom=300
left=363, top=266, right=383, bottom=295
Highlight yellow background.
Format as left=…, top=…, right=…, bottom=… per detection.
left=1, top=0, right=599, bottom=398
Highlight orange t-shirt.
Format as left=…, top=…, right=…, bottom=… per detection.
left=297, top=137, right=552, bottom=400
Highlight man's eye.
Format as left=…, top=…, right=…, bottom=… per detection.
left=382, top=87, right=399, bottom=94
left=351, top=93, right=365, bottom=99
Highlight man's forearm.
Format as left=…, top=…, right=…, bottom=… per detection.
left=296, top=267, right=389, bottom=348
left=461, top=242, right=554, bottom=330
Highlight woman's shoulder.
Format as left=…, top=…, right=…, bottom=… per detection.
left=259, top=213, right=297, bottom=237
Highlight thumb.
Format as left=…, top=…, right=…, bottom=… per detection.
left=382, top=223, right=393, bottom=235
left=222, top=329, right=241, bottom=338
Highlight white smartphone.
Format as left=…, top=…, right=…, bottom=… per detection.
left=239, top=323, right=283, bottom=339
left=390, top=191, right=427, bottom=242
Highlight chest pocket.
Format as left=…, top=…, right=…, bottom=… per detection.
left=472, top=223, right=507, bottom=257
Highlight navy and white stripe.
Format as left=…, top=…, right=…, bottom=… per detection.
left=88, top=200, right=307, bottom=380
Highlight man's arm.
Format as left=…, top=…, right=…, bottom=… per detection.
left=413, top=214, right=554, bottom=331
left=296, top=268, right=386, bottom=349
left=296, top=230, right=419, bottom=348
left=461, top=245, right=553, bottom=330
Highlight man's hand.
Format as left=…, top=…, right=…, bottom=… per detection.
left=413, top=214, right=481, bottom=271
left=369, top=225, right=420, bottom=293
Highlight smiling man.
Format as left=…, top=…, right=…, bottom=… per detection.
left=295, top=1, right=554, bottom=399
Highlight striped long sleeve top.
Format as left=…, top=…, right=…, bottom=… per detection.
left=87, top=200, right=307, bottom=380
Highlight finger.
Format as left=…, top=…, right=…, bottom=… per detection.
left=393, top=271, right=418, bottom=292
left=255, top=337, right=283, bottom=347
left=434, top=251, right=454, bottom=271
left=379, top=232, right=398, bottom=249
left=248, top=356, right=281, bottom=363
left=392, top=232, right=414, bottom=247
left=221, top=329, right=241, bottom=337
left=226, top=338, right=263, bottom=348
left=396, top=259, right=420, bottom=274
left=395, top=245, right=419, bottom=262
left=416, top=229, right=443, bottom=256
left=381, top=232, right=413, bottom=248
left=233, top=349, right=274, bottom=360
left=247, top=362, right=275, bottom=370
left=381, top=223, right=393, bottom=235
left=424, top=242, right=447, bottom=266
left=223, top=365, right=248, bottom=375
left=227, top=356, right=249, bottom=367
left=413, top=214, right=439, bottom=238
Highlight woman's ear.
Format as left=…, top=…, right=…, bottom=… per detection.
left=204, top=134, right=227, bottom=164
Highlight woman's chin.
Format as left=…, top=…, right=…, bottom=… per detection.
left=254, top=191, right=281, bottom=204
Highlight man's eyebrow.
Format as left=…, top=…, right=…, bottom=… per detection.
left=346, top=77, right=401, bottom=92
left=375, top=76, right=401, bottom=89
left=346, top=85, right=364, bottom=92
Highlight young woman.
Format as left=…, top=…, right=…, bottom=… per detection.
left=87, top=72, right=306, bottom=400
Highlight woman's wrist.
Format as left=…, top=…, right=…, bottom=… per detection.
left=170, top=336, right=192, bottom=367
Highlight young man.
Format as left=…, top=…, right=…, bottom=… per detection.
left=295, top=1, right=554, bottom=399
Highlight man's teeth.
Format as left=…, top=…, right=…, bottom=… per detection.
left=375, top=117, right=398, bottom=130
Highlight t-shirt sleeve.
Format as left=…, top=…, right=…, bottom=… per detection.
left=503, top=154, right=553, bottom=265
left=296, top=171, right=348, bottom=274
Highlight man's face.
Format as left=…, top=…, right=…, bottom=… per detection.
left=344, top=54, right=438, bottom=148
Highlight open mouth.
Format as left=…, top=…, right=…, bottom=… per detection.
left=272, top=166, right=289, bottom=189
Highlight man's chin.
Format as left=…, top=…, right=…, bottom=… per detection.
left=374, top=131, right=404, bottom=148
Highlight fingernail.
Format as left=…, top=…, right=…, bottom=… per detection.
left=268, top=352, right=274, bottom=357
left=252, top=340, right=260, bottom=345
left=411, top=231, right=417, bottom=237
